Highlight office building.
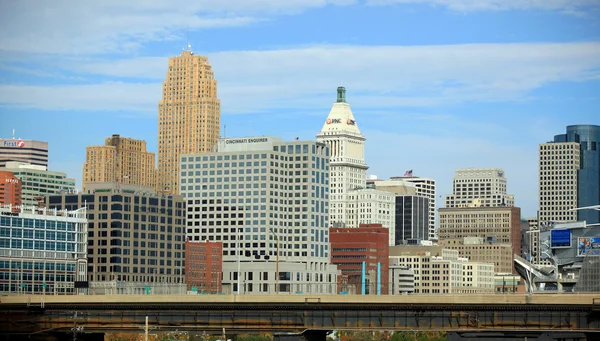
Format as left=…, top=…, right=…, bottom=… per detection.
left=0, top=205, right=88, bottom=295
left=388, top=176, right=437, bottom=239
left=83, top=134, right=156, bottom=192
left=45, top=182, right=186, bottom=284
left=185, top=240, right=223, bottom=294
left=158, top=46, right=221, bottom=195
left=388, top=262, right=415, bottom=295
left=0, top=171, right=21, bottom=208
left=389, top=246, right=495, bottom=294
left=540, top=125, right=600, bottom=224
left=394, top=195, right=429, bottom=244
left=181, top=136, right=336, bottom=294
left=1, top=162, right=75, bottom=207
left=330, top=224, right=389, bottom=295
left=444, top=168, right=514, bottom=208
left=0, top=136, right=48, bottom=168
left=438, top=207, right=522, bottom=274
left=316, top=87, right=395, bottom=242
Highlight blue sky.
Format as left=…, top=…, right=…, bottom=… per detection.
left=1, top=0, right=599, bottom=218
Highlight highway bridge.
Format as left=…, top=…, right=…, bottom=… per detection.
left=1, top=294, right=599, bottom=341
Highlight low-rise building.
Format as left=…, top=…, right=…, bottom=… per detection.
left=1, top=162, right=75, bottom=207
left=0, top=205, right=88, bottom=295
left=185, top=239, right=223, bottom=294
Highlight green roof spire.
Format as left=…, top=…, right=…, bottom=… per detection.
left=336, top=86, right=346, bottom=103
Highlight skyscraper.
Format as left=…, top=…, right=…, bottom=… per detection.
left=316, top=87, right=395, bottom=240
left=158, top=46, right=221, bottom=194
left=82, top=134, right=156, bottom=192
left=0, top=136, right=48, bottom=168
left=388, top=176, right=437, bottom=239
left=445, top=168, right=514, bottom=208
left=540, top=125, right=600, bottom=224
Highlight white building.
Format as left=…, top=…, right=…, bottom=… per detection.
left=389, top=176, right=437, bottom=240
left=0, top=205, right=88, bottom=295
left=444, top=168, right=514, bottom=208
left=1, top=162, right=76, bottom=207
left=316, top=87, right=395, bottom=242
left=538, top=142, right=580, bottom=223
left=180, top=136, right=337, bottom=294
left=389, top=246, right=494, bottom=294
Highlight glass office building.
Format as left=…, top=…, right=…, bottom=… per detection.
left=553, top=125, right=600, bottom=224
left=0, top=205, right=88, bottom=294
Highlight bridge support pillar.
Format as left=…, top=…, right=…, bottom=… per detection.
left=274, top=330, right=329, bottom=341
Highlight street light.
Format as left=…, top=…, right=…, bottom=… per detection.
left=237, top=227, right=242, bottom=295
left=269, top=228, right=279, bottom=294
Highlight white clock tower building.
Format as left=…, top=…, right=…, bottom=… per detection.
left=317, top=87, right=394, bottom=237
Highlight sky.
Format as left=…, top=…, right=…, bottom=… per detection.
left=1, top=0, right=599, bottom=218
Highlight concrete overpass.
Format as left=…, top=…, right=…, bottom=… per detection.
left=1, top=294, right=599, bottom=340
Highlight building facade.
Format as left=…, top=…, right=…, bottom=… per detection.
left=45, top=183, right=186, bottom=284
left=438, top=207, right=522, bottom=274
left=388, top=176, right=437, bottom=240
left=1, top=162, right=75, bottom=207
left=445, top=168, right=514, bottom=208
left=389, top=246, right=495, bottom=294
left=185, top=240, right=223, bottom=294
left=0, top=205, right=88, bottom=295
left=540, top=125, right=600, bottom=224
left=158, top=47, right=221, bottom=195
left=181, top=136, right=336, bottom=294
left=394, top=195, right=429, bottom=245
left=330, top=225, right=389, bottom=295
left=0, top=138, right=48, bottom=168
left=83, top=134, right=156, bottom=192
left=348, top=187, right=395, bottom=245
left=316, top=87, right=368, bottom=228
left=0, top=171, right=21, bottom=208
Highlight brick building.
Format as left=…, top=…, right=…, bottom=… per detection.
left=185, top=239, right=223, bottom=294
left=0, top=171, right=22, bottom=210
left=330, top=224, right=389, bottom=295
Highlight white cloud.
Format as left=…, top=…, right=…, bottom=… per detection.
left=3, top=42, right=597, bottom=114
left=0, top=82, right=161, bottom=112
left=364, top=129, right=540, bottom=216
left=366, top=0, right=600, bottom=12
left=0, top=0, right=354, bottom=55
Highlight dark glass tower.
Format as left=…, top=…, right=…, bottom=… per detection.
left=554, top=125, right=600, bottom=224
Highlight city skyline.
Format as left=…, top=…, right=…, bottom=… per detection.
left=1, top=1, right=600, bottom=218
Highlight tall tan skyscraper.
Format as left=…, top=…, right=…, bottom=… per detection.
left=538, top=142, right=580, bottom=224
left=82, top=134, right=156, bottom=192
left=158, top=46, right=221, bottom=194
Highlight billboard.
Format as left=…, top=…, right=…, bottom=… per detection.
left=577, top=237, right=600, bottom=257
left=551, top=229, right=571, bottom=248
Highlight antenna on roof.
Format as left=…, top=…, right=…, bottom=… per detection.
left=12, top=129, right=15, bottom=140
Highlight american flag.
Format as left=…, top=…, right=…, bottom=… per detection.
left=404, top=170, right=413, bottom=177
left=294, top=137, right=299, bottom=141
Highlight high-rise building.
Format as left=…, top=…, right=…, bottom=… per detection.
left=180, top=136, right=337, bottom=294
left=0, top=205, right=88, bottom=295
left=438, top=206, right=522, bottom=274
left=388, top=176, right=437, bottom=239
left=83, top=134, right=156, bottom=192
left=444, top=168, right=514, bottom=208
left=1, top=162, right=75, bottom=207
left=540, top=125, right=600, bottom=224
left=394, top=195, right=430, bottom=244
left=0, top=137, right=48, bottom=168
left=45, top=182, right=186, bottom=284
left=0, top=170, right=21, bottom=209
left=158, top=47, right=221, bottom=194
left=316, top=87, right=395, bottom=239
